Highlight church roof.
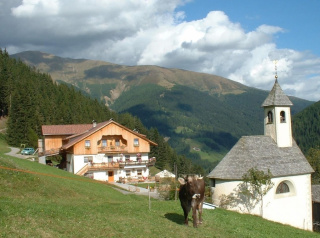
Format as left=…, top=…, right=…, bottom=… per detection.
left=207, top=136, right=313, bottom=180
left=261, top=79, right=293, bottom=107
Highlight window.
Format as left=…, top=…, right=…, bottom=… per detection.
left=115, top=139, right=120, bottom=147
left=85, top=140, right=91, bottom=148
left=125, top=155, right=130, bottom=161
left=280, top=111, right=286, bottom=123
left=84, top=156, right=93, bottom=164
left=108, top=156, right=113, bottom=163
left=137, top=169, right=142, bottom=176
left=276, top=182, right=290, bottom=194
left=267, top=111, right=273, bottom=123
left=275, top=180, right=295, bottom=198
left=126, top=170, right=131, bottom=176
left=134, top=138, right=139, bottom=146
left=102, top=140, right=107, bottom=147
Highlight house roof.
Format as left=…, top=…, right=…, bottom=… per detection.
left=207, top=135, right=314, bottom=180
left=42, top=124, right=93, bottom=136
left=61, top=120, right=157, bottom=150
left=261, top=79, right=293, bottom=107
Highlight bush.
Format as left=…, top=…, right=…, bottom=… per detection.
left=157, top=177, right=179, bottom=200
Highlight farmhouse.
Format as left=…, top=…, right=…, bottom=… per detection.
left=39, top=119, right=157, bottom=182
left=208, top=78, right=314, bottom=231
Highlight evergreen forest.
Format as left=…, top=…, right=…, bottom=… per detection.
left=0, top=49, right=204, bottom=176
left=292, top=101, right=320, bottom=184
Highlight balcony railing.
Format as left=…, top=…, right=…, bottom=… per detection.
left=87, top=158, right=156, bottom=171
left=98, top=145, right=128, bottom=153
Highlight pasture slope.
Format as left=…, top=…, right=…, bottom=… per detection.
left=0, top=138, right=318, bottom=237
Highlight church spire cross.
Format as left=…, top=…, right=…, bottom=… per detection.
left=273, top=60, right=278, bottom=81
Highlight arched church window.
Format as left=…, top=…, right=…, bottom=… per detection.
left=276, top=181, right=290, bottom=194
left=280, top=111, right=286, bottom=123
left=267, top=111, right=273, bottom=123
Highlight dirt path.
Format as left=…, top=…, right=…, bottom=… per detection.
left=5, top=147, right=31, bottom=159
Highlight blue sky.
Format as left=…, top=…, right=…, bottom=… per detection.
left=0, top=0, right=319, bottom=100
left=179, top=0, right=320, bottom=55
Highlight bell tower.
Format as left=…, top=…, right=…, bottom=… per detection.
left=261, top=61, right=293, bottom=147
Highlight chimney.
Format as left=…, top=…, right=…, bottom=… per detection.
left=92, top=120, right=96, bottom=128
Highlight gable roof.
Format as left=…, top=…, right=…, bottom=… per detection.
left=42, top=124, right=93, bottom=136
left=207, top=136, right=313, bottom=180
left=61, top=120, right=157, bottom=150
left=261, top=79, right=293, bottom=107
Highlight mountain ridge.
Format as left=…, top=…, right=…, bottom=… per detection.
left=11, top=51, right=314, bottom=171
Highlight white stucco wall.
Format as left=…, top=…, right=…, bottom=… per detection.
left=264, top=107, right=292, bottom=148
left=212, top=174, right=313, bottom=231
left=93, top=171, right=107, bottom=181
left=73, top=155, right=90, bottom=174
left=274, top=107, right=292, bottom=147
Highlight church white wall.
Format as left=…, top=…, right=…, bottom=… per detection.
left=264, top=107, right=292, bottom=147
left=274, top=107, right=292, bottom=147
left=263, top=174, right=312, bottom=231
left=212, top=174, right=313, bottom=231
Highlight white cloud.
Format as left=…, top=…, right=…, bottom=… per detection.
left=1, top=0, right=319, bottom=101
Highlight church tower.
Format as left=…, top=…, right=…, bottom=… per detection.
left=261, top=72, right=293, bottom=147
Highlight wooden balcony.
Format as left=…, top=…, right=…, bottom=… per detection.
left=98, top=145, right=128, bottom=154
left=38, top=148, right=60, bottom=156
left=88, top=162, right=120, bottom=171
left=86, top=158, right=156, bottom=171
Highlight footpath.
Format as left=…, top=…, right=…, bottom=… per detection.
left=111, top=182, right=161, bottom=199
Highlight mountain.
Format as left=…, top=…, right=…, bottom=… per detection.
left=292, top=100, right=320, bottom=154
left=11, top=51, right=314, bottom=171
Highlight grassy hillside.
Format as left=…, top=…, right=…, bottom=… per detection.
left=0, top=139, right=318, bottom=237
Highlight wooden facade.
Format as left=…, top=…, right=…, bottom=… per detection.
left=41, top=119, right=157, bottom=182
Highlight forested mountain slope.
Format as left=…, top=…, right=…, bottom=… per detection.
left=292, top=100, right=320, bottom=154
left=11, top=51, right=314, bottom=170
left=0, top=49, right=203, bottom=175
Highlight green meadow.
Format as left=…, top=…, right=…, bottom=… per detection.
left=0, top=137, right=318, bottom=238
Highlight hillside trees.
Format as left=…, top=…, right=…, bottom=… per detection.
left=306, top=147, right=320, bottom=184
left=292, top=101, right=320, bottom=154
left=0, top=48, right=202, bottom=176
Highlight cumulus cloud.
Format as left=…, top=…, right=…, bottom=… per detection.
left=1, top=0, right=319, bottom=101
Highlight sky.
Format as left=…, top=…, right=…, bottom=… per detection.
left=1, top=0, right=320, bottom=101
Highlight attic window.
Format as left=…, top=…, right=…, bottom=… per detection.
left=85, top=140, right=91, bottom=148
left=267, top=111, right=273, bottom=123
left=276, top=182, right=289, bottom=194
left=134, top=138, right=139, bottom=147
left=280, top=111, right=286, bottom=123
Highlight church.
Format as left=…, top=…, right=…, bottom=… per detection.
left=207, top=75, right=314, bottom=230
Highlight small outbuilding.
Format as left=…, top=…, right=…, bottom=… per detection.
left=155, top=170, right=176, bottom=182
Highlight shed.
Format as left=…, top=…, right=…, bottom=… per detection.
left=155, top=170, right=176, bottom=182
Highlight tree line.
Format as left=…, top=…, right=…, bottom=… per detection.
left=0, top=48, right=203, bottom=176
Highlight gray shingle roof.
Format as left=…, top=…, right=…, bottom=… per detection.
left=261, top=79, right=293, bottom=107
left=207, top=136, right=313, bottom=180
left=312, top=185, right=320, bottom=203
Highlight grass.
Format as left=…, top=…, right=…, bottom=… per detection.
left=0, top=138, right=319, bottom=237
